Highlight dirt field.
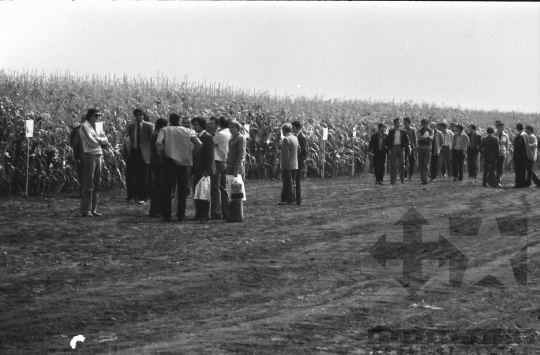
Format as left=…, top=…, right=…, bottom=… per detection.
left=2, top=173, right=540, bottom=355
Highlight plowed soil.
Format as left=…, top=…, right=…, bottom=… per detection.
left=1, top=174, right=540, bottom=354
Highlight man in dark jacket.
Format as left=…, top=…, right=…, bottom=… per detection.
left=386, top=117, right=409, bottom=185
left=191, top=117, right=215, bottom=221
left=292, top=121, right=307, bottom=205
left=513, top=123, right=530, bottom=188
left=479, top=127, right=500, bottom=187
left=124, top=108, right=154, bottom=204
left=368, top=123, right=388, bottom=185
left=467, top=124, right=482, bottom=178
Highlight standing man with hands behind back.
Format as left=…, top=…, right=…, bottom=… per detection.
left=278, top=123, right=299, bottom=205
left=124, top=108, right=153, bottom=204
left=479, top=126, right=500, bottom=188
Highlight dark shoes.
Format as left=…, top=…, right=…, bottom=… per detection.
left=81, top=212, right=101, bottom=217
left=421, top=180, right=428, bottom=185
left=278, top=202, right=293, bottom=205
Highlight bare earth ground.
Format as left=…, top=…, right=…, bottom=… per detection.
left=1, top=173, right=540, bottom=355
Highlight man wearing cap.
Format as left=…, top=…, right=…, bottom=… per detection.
left=479, top=127, right=500, bottom=187
left=124, top=108, right=153, bottom=204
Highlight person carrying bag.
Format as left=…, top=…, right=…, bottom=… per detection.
left=194, top=176, right=211, bottom=201
left=225, top=120, right=247, bottom=223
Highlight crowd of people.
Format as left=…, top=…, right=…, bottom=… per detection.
left=70, top=108, right=309, bottom=223
left=368, top=117, right=540, bottom=189
left=70, top=110, right=539, bottom=222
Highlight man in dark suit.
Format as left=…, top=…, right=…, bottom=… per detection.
left=467, top=124, right=482, bottom=178
left=479, top=126, right=500, bottom=188
left=368, top=123, right=388, bottom=185
left=386, top=117, right=409, bottom=185
left=191, top=117, right=215, bottom=221
left=292, top=121, right=307, bottom=205
left=278, top=123, right=299, bottom=205
left=513, top=123, right=530, bottom=188
left=124, top=108, right=154, bottom=204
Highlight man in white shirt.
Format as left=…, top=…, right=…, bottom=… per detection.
left=438, top=122, right=454, bottom=179
left=156, top=113, right=202, bottom=222
left=209, top=116, right=232, bottom=220
left=495, top=122, right=509, bottom=184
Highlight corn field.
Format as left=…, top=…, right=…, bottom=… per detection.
left=1, top=69, right=539, bottom=196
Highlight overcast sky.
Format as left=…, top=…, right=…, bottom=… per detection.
left=1, top=2, right=539, bottom=113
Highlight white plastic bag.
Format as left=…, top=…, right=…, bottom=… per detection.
left=227, top=175, right=246, bottom=201
left=193, top=176, right=211, bottom=201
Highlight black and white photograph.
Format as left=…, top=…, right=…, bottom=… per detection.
left=1, top=1, right=540, bottom=354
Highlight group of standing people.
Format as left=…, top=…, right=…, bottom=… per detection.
left=368, top=116, right=539, bottom=189
left=73, top=108, right=247, bottom=223
left=71, top=110, right=539, bottom=220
